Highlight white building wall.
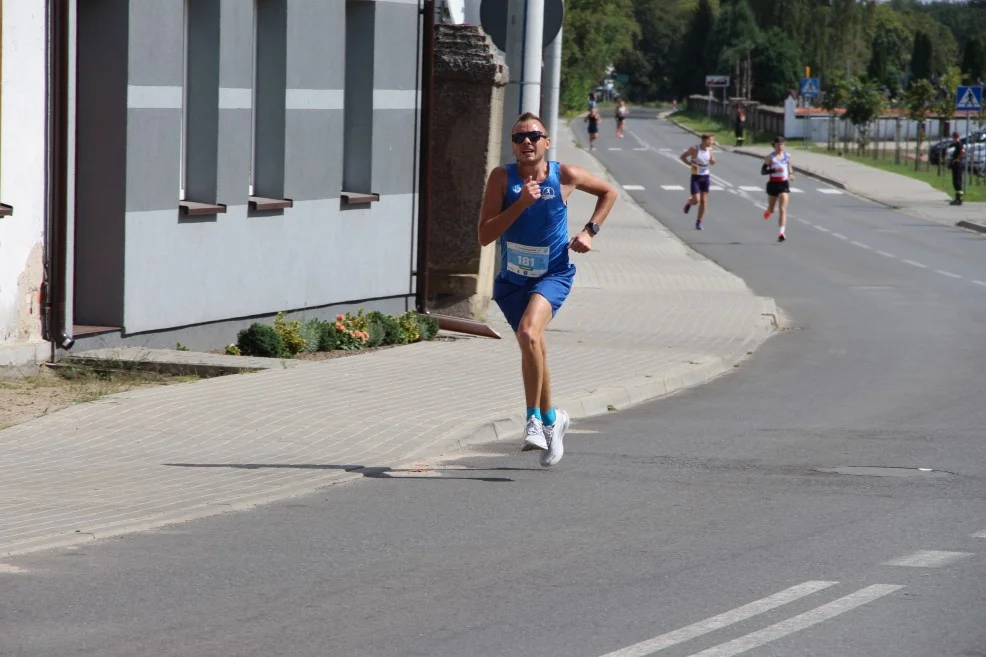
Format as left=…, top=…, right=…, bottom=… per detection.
left=0, top=1, right=48, bottom=364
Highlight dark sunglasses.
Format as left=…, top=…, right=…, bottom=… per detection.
left=512, top=131, right=547, bottom=144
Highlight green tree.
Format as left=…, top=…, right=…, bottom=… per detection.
left=560, top=0, right=639, bottom=110
left=673, top=0, right=717, bottom=99
left=750, top=27, right=801, bottom=105
left=821, top=71, right=850, bottom=151
left=905, top=78, right=935, bottom=169
left=616, top=0, right=688, bottom=101
left=910, top=31, right=933, bottom=82
left=844, top=77, right=887, bottom=154
left=707, top=0, right=760, bottom=98
left=961, top=35, right=986, bottom=84
left=932, top=65, right=962, bottom=143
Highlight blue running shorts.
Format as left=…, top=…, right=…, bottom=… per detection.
left=493, top=266, right=575, bottom=333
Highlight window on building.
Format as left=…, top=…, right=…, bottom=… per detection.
left=341, top=0, right=379, bottom=205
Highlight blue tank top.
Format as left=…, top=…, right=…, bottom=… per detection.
left=498, top=161, right=572, bottom=285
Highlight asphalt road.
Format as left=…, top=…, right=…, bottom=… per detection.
left=3, top=116, right=986, bottom=657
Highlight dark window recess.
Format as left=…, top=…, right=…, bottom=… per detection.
left=248, top=196, right=293, bottom=211
left=0, top=203, right=12, bottom=217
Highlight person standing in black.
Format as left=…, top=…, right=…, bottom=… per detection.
left=949, top=131, right=966, bottom=206
left=734, top=105, right=746, bottom=147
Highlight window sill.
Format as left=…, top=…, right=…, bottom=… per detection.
left=341, top=191, right=380, bottom=204
left=179, top=200, right=227, bottom=217
left=249, top=196, right=294, bottom=211
left=0, top=203, right=13, bottom=217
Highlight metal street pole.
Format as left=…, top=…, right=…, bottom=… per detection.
left=501, top=0, right=525, bottom=164
left=521, top=0, right=545, bottom=115
left=543, top=26, right=562, bottom=161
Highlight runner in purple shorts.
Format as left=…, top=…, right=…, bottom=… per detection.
left=680, top=134, right=717, bottom=230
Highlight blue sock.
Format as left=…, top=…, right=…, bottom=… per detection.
left=526, top=408, right=542, bottom=422
left=542, top=407, right=557, bottom=426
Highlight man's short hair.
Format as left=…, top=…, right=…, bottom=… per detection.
left=700, top=134, right=713, bottom=140
left=773, top=136, right=785, bottom=144
left=514, top=112, right=546, bottom=132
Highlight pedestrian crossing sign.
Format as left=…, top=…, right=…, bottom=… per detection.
left=800, top=78, right=820, bottom=97
left=955, top=86, right=983, bottom=111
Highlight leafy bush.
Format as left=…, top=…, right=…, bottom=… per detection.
left=273, top=312, right=307, bottom=355
left=299, top=319, right=323, bottom=353
left=365, top=312, right=387, bottom=347
left=415, top=313, right=440, bottom=341
left=319, top=314, right=369, bottom=351
left=397, top=311, right=422, bottom=344
left=366, top=310, right=400, bottom=346
left=237, top=323, right=288, bottom=358
left=224, top=344, right=241, bottom=356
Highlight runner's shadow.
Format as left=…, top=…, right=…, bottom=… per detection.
left=162, top=462, right=536, bottom=483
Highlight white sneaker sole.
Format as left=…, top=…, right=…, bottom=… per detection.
left=522, top=435, right=548, bottom=451
left=540, top=412, right=569, bottom=467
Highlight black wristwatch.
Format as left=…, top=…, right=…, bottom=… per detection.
left=584, top=222, right=601, bottom=236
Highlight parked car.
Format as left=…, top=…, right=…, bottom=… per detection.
left=929, top=130, right=986, bottom=164
left=945, top=142, right=986, bottom=175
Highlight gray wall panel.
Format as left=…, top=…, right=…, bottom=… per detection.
left=128, top=0, right=183, bottom=86
left=372, top=0, right=420, bottom=90
left=125, top=109, right=182, bottom=212
left=371, top=109, right=417, bottom=195
left=286, top=0, right=344, bottom=89
left=284, top=110, right=343, bottom=201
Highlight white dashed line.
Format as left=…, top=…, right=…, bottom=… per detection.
left=795, top=218, right=809, bottom=224
left=681, top=585, right=904, bottom=657
left=904, top=259, right=928, bottom=269
left=660, top=185, right=685, bottom=191
left=710, top=185, right=724, bottom=191
left=658, top=148, right=672, bottom=152
left=711, top=175, right=733, bottom=188
left=882, top=550, right=973, bottom=568
left=608, top=147, right=623, bottom=151
left=972, top=529, right=986, bottom=538
left=814, top=225, right=830, bottom=233
left=0, top=564, right=28, bottom=574
left=876, top=250, right=895, bottom=258
left=831, top=232, right=848, bottom=240
left=973, top=280, right=986, bottom=287
left=622, top=184, right=646, bottom=191
left=632, top=147, right=648, bottom=151
left=935, top=269, right=962, bottom=279
left=851, top=241, right=871, bottom=250
left=790, top=188, right=804, bottom=193
left=739, top=185, right=761, bottom=192
left=818, top=188, right=843, bottom=195
left=598, top=581, right=838, bottom=657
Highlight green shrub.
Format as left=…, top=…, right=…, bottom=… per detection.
left=224, top=344, right=241, bottom=356
left=317, top=321, right=341, bottom=351
left=273, top=312, right=306, bottom=355
left=368, top=311, right=401, bottom=345
left=415, top=313, right=440, bottom=341
left=317, top=314, right=368, bottom=351
left=365, top=312, right=387, bottom=347
left=396, top=311, right=422, bottom=344
left=237, top=323, right=288, bottom=358
left=299, top=319, right=323, bottom=353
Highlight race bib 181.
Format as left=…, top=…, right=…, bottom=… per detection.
left=505, top=242, right=549, bottom=278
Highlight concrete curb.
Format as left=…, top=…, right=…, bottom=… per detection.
left=956, top=219, right=986, bottom=234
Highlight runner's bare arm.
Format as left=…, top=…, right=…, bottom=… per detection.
left=680, top=146, right=697, bottom=166
left=561, top=164, right=618, bottom=253
left=478, top=167, right=538, bottom=246
left=787, top=155, right=795, bottom=181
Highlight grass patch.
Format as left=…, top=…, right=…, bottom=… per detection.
left=670, top=110, right=774, bottom=147
left=792, top=144, right=986, bottom=203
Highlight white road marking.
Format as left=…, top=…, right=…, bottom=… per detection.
left=623, top=185, right=646, bottom=191
left=972, top=529, right=986, bottom=538
left=876, top=250, right=895, bottom=258
left=660, top=185, right=685, bottom=191
left=795, top=217, right=809, bottom=224
left=739, top=185, right=761, bottom=192
left=973, top=280, right=986, bottom=287
left=633, top=147, right=648, bottom=151
left=567, top=429, right=599, bottom=434
left=831, top=232, right=848, bottom=240
left=608, top=147, right=623, bottom=151
left=814, top=225, right=830, bottom=233
left=851, top=241, right=871, bottom=250
left=935, top=269, right=962, bottom=279
left=0, top=564, right=28, bottom=574
left=598, top=581, right=837, bottom=657
left=882, top=550, right=973, bottom=567
left=727, top=189, right=738, bottom=195
left=710, top=175, right=733, bottom=188
left=659, top=147, right=672, bottom=152
left=710, top=185, right=724, bottom=191
left=818, top=188, right=843, bottom=194
left=903, top=259, right=928, bottom=269
left=683, top=585, right=903, bottom=657
left=790, top=187, right=804, bottom=193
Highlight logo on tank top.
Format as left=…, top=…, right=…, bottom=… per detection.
left=512, top=184, right=523, bottom=194
left=540, top=186, right=556, bottom=200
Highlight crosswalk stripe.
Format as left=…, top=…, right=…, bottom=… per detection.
left=598, top=581, right=837, bottom=657
left=633, top=147, right=648, bottom=151
left=709, top=185, right=724, bottom=191
left=608, top=147, right=623, bottom=151
left=818, top=188, right=842, bottom=194
left=684, top=585, right=903, bottom=657
left=882, top=550, right=973, bottom=567
left=660, top=185, right=685, bottom=191
left=790, top=188, right=804, bottom=193
left=739, top=186, right=760, bottom=192
left=623, top=184, right=646, bottom=191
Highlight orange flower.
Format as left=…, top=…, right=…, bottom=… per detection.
left=335, top=322, right=345, bottom=332
left=336, top=314, right=345, bottom=321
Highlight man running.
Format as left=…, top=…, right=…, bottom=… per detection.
left=585, top=106, right=601, bottom=150
left=478, top=112, right=618, bottom=467
left=762, top=136, right=794, bottom=242
left=680, top=134, right=716, bottom=230
left=615, top=99, right=629, bottom=139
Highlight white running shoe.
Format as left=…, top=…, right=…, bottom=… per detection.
left=540, top=410, right=569, bottom=467
left=522, top=416, right=548, bottom=451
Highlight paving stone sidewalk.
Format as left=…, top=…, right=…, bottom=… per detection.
left=733, top=145, right=986, bottom=230
left=0, top=126, right=777, bottom=557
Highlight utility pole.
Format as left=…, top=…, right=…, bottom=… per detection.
left=543, top=27, right=563, bottom=161
left=501, top=0, right=546, bottom=163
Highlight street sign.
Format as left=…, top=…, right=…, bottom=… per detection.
left=955, top=85, right=983, bottom=111
left=480, top=0, right=565, bottom=52
left=615, top=73, right=630, bottom=84
left=800, top=78, right=820, bottom=97
left=705, top=75, right=730, bottom=88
